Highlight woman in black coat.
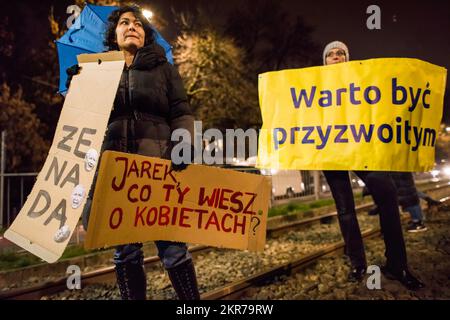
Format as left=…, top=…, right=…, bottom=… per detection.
left=71, top=5, right=199, bottom=300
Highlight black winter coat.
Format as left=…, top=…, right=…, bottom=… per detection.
left=102, top=42, right=194, bottom=160
left=390, top=172, right=420, bottom=210
left=362, top=172, right=419, bottom=210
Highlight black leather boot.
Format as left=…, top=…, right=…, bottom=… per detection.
left=115, top=262, right=147, bottom=300
left=347, top=266, right=367, bottom=282
left=167, top=259, right=200, bottom=300
left=381, top=265, right=425, bottom=291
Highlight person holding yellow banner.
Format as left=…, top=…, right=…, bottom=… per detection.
left=69, top=5, right=200, bottom=300
left=321, top=41, right=424, bottom=290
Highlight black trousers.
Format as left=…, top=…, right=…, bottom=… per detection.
left=323, top=171, right=407, bottom=270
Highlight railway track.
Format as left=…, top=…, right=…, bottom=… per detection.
left=202, top=184, right=450, bottom=300
left=2, top=183, right=449, bottom=300
left=201, top=228, right=381, bottom=300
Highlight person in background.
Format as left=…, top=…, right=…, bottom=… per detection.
left=364, top=172, right=440, bottom=232
left=390, top=172, right=428, bottom=232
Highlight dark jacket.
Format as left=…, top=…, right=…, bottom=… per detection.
left=102, top=42, right=194, bottom=160
left=363, top=172, right=419, bottom=210
left=390, top=172, right=420, bottom=210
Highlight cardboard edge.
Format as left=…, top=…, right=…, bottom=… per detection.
left=246, top=176, right=271, bottom=252
left=84, top=151, right=113, bottom=250
left=77, top=50, right=125, bottom=64
left=4, top=229, right=59, bottom=263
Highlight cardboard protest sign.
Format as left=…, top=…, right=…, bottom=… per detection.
left=257, top=58, right=447, bottom=171
left=4, top=51, right=125, bottom=263
left=84, top=151, right=271, bottom=252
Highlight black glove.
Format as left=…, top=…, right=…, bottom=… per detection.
left=65, top=64, right=82, bottom=90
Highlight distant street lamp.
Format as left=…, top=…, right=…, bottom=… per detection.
left=142, top=9, right=153, bottom=20
left=431, top=170, right=440, bottom=178
left=443, top=166, right=450, bottom=176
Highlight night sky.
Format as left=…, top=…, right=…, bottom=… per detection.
left=149, top=0, right=450, bottom=70
left=1, top=0, right=449, bottom=93
left=293, top=0, right=450, bottom=71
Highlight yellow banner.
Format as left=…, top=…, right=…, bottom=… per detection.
left=257, top=58, right=447, bottom=171
left=84, top=151, right=271, bottom=252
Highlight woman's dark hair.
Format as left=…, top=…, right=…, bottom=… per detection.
left=103, top=5, right=155, bottom=50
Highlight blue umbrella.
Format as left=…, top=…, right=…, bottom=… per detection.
left=56, top=3, right=173, bottom=95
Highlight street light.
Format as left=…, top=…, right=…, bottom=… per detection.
left=142, top=9, right=153, bottom=20
left=431, top=169, right=440, bottom=178
left=443, top=166, right=450, bottom=176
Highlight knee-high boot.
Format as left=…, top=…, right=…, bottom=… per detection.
left=167, top=259, right=200, bottom=300
left=115, top=262, right=147, bottom=300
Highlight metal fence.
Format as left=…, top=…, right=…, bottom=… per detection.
left=0, top=172, right=38, bottom=228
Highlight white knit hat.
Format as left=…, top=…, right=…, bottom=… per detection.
left=323, top=41, right=349, bottom=65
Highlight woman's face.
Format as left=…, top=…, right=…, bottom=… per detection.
left=115, top=12, right=146, bottom=52
left=325, top=48, right=347, bottom=65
